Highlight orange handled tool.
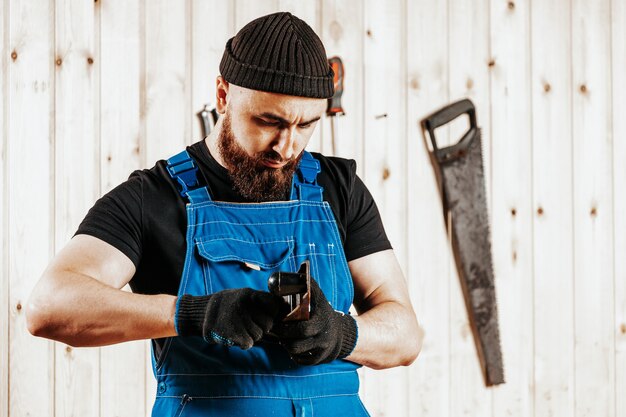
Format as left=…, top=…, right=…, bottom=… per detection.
left=327, top=56, right=345, bottom=116
left=327, top=56, right=345, bottom=155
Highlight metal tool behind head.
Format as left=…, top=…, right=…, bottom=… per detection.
left=268, top=261, right=311, bottom=321
left=197, top=103, right=219, bottom=137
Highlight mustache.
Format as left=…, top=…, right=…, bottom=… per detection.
left=260, top=150, right=294, bottom=165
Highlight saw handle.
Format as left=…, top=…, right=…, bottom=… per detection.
left=422, top=98, right=476, bottom=153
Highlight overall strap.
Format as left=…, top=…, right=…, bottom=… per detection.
left=290, top=151, right=324, bottom=202
left=166, top=150, right=212, bottom=204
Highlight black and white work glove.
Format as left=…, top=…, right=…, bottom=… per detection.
left=175, top=288, right=283, bottom=350
left=272, top=278, right=358, bottom=365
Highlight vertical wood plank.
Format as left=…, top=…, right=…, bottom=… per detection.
left=320, top=0, right=364, bottom=166
left=531, top=0, right=575, bottom=415
left=489, top=0, right=533, bottom=415
left=234, top=0, right=280, bottom=31
left=406, top=0, right=451, bottom=415
left=8, top=0, right=55, bottom=416
left=571, top=0, right=615, bottom=415
left=190, top=1, right=235, bottom=144
left=447, top=0, right=493, bottom=414
left=362, top=1, right=408, bottom=416
left=99, top=0, right=146, bottom=415
left=0, top=0, right=8, bottom=413
left=145, top=0, right=189, bottom=162
left=613, top=0, right=626, bottom=415
left=278, top=0, right=323, bottom=154
left=99, top=0, right=142, bottom=192
left=54, top=0, right=100, bottom=415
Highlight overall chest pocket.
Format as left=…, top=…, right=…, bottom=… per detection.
left=194, top=237, right=296, bottom=295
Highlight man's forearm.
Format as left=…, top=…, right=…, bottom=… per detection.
left=27, top=269, right=177, bottom=347
left=344, top=301, right=422, bottom=370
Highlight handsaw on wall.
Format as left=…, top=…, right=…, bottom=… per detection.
left=422, top=99, right=505, bottom=386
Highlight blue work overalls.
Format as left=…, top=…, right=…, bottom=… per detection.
left=151, top=150, right=371, bottom=417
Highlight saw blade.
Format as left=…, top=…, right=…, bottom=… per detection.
left=439, top=128, right=504, bottom=385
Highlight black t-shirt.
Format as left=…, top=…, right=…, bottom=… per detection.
left=75, top=140, right=392, bottom=296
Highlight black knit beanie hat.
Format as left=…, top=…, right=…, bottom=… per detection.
left=219, top=12, right=334, bottom=99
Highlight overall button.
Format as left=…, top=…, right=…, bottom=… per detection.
left=158, top=382, right=167, bottom=394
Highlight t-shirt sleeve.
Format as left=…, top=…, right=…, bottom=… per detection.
left=343, top=166, right=393, bottom=262
left=74, top=171, right=144, bottom=267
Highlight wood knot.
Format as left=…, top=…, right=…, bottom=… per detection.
left=543, top=83, right=551, bottom=93
left=621, top=323, right=626, bottom=334
left=466, top=78, right=474, bottom=90
left=409, top=77, right=420, bottom=90
left=107, top=155, right=112, bottom=162
left=511, top=208, right=517, bottom=217
left=382, top=168, right=391, bottom=180
left=87, top=57, right=94, bottom=65
left=16, top=302, right=22, bottom=311
left=366, top=29, right=372, bottom=37
left=508, top=1, right=515, bottom=10
left=11, top=51, right=17, bottom=61
left=579, top=84, right=587, bottom=94
left=56, top=58, right=63, bottom=66
left=66, top=345, right=72, bottom=354
left=488, top=59, right=496, bottom=68
left=537, top=207, right=544, bottom=216
left=590, top=206, right=597, bottom=217
left=329, top=21, right=343, bottom=41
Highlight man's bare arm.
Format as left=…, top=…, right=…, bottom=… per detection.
left=343, top=249, right=423, bottom=369
left=26, top=234, right=177, bottom=347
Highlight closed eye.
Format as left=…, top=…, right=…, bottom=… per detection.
left=256, top=117, right=281, bottom=127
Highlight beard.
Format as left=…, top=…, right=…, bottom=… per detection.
left=217, top=113, right=301, bottom=202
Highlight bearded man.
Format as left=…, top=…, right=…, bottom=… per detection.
left=26, top=11, right=421, bottom=417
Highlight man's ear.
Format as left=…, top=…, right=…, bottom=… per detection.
left=215, top=76, right=229, bottom=114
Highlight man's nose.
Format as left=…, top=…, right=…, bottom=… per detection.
left=272, top=126, right=297, bottom=160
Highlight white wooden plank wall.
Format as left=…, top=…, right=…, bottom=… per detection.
left=614, top=2, right=626, bottom=416
left=531, top=0, right=574, bottom=415
left=0, top=0, right=8, bottom=414
left=572, top=1, right=615, bottom=416
left=1, top=1, right=624, bottom=416
left=8, top=2, right=55, bottom=417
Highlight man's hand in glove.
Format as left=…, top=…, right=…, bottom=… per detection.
left=175, top=288, right=283, bottom=350
left=272, top=278, right=358, bottom=365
